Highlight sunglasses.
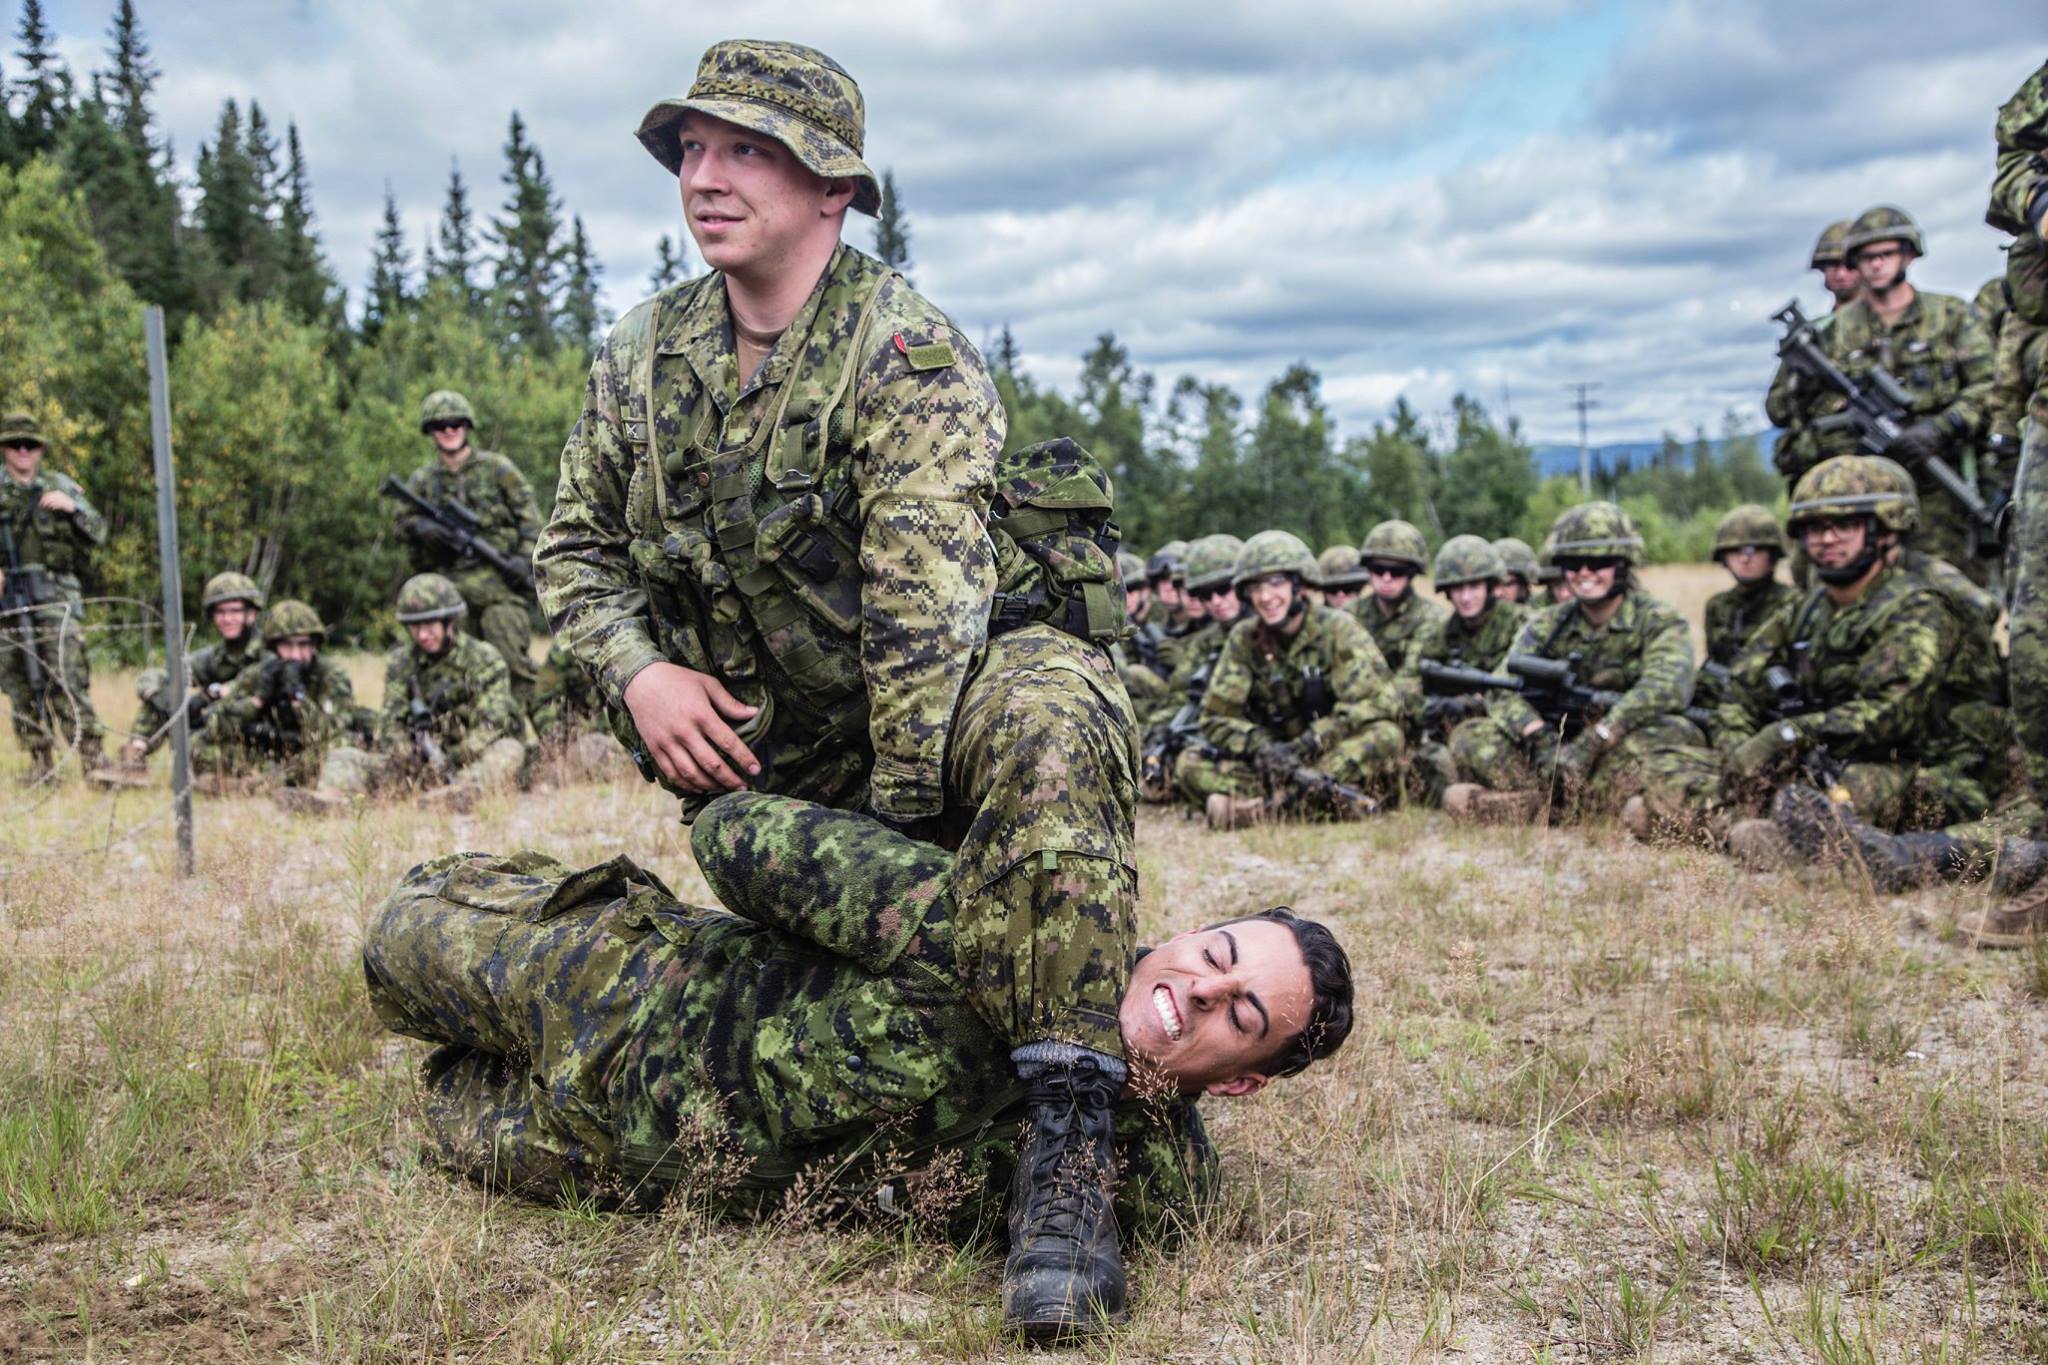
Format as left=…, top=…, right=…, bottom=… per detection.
left=1555, top=556, right=1623, bottom=575
left=2, top=440, right=44, bottom=453
left=423, top=420, right=470, bottom=435
left=1192, top=584, right=1237, bottom=603
left=1363, top=562, right=1415, bottom=578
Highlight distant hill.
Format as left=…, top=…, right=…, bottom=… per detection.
left=1529, top=431, right=1781, bottom=481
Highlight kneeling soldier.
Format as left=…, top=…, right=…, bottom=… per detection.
left=1178, top=530, right=1403, bottom=826
left=124, top=571, right=266, bottom=769
left=194, top=599, right=359, bottom=793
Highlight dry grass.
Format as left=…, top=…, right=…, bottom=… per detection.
left=3, top=621, right=2046, bottom=1362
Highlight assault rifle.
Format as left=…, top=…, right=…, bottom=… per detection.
left=406, top=681, right=453, bottom=782
left=1756, top=642, right=1850, bottom=799
left=0, top=515, right=52, bottom=736
left=380, top=475, right=535, bottom=591
left=1271, top=762, right=1380, bottom=818
left=1771, top=300, right=2004, bottom=544
left=1138, top=659, right=1213, bottom=796
left=253, top=658, right=309, bottom=754
left=1417, top=653, right=1714, bottom=734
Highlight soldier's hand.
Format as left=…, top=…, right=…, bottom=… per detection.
left=1882, top=418, right=1945, bottom=468
left=38, top=489, right=76, bottom=515
left=622, top=662, right=761, bottom=793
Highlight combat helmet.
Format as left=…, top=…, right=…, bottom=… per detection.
left=1711, top=504, right=1789, bottom=559
left=1147, top=539, right=1189, bottom=583
left=201, top=571, right=266, bottom=612
left=1549, top=501, right=1646, bottom=566
left=1492, top=537, right=1541, bottom=583
left=396, top=572, right=468, bottom=623
left=261, top=599, right=327, bottom=644
left=1315, top=544, right=1366, bottom=590
left=0, top=411, right=46, bottom=447
left=1535, top=532, right=1563, bottom=582
left=1184, top=533, right=1247, bottom=594
left=1232, top=529, right=1317, bottom=586
left=1809, top=219, right=1854, bottom=269
left=1115, top=549, right=1146, bottom=596
left=1434, top=535, right=1505, bottom=590
left=1359, top=520, right=1429, bottom=573
left=418, top=390, right=477, bottom=432
left=1843, top=205, right=1924, bottom=261
left=1787, top=456, right=1919, bottom=535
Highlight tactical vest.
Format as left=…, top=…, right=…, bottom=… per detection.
left=1, top=476, right=80, bottom=588
left=626, top=253, right=899, bottom=748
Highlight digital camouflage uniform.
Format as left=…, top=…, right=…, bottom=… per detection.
left=1700, top=505, right=1798, bottom=709
left=1350, top=520, right=1444, bottom=672
left=195, top=603, right=360, bottom=788
left=529, top=642, right=608, bottom=742
left=363, top=790, right=1212, bottom=1237
left=398, top=392, right=543, bottom=706
left=1180, top=570, right=1403, bottom=808
left=0, top=419, right=107, bottom=768
left=1766, top=220, right=1856, bottom=486
left=1140, top=534, right=1240, bottom=728
left=1113, top=549, right=1170, bottom=710
left=1491, top=537, right=1542, bottom=602
left=1397, top=536, right=1526, bottom=805
left=1449, top=504, right=1699, bottom=817
left=131, top=571, right=265, bottom=756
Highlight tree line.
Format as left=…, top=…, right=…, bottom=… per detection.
left=0, top=1, right=1774, bottom=660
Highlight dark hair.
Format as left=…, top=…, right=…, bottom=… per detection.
left=1213, top=907, right=1353, bottom=1079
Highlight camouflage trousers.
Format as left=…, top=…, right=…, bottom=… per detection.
left=2009, top=416, right=2048, bottom=798
left=1172, top=721, right=1403, bottom=807
left=1638, top=742, right=1994, bottom=842
left=192, top=723, right=328, bottom=786
left=1449, top=713, right=1703, bottom=819
left=320, top=736, right=529, bottom=795
left=0, top=601, right=101, bottom=753
left=943, top=626, right=1138, bottom=1060
left=451, top=566, right=538, bottom=708
left=1406, top=738, right=1459, bottom=808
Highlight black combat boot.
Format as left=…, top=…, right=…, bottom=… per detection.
left=1001, top=1057, right=1127, bottom=1340
left=1773, top=785, right=1982, bottom=892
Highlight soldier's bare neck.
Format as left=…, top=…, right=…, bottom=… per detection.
left=436, top=444, right=473, bottom=472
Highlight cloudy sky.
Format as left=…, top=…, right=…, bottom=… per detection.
left=39, top=1, right=2046, bottom=447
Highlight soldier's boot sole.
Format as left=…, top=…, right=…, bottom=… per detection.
left=1621, top=795, right=1652, bottom=843
left=1469, top=789, right=1545, bottom=825
left=117, top=740, right=149, bottom=768
left=1952, top=890, right=2048, bottom=950
left=1443, top=783, right=1483, bottom=822
left=1727, top=818, right=1797, bottom=871
left=274, top=786, right=350, bottom=817
left=1204, top=793, right=1269, bottom=831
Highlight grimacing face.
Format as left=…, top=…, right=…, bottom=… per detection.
left=1119, top=917, right=1315, bottom=1096
left=676, top=112, right=850, bottom=278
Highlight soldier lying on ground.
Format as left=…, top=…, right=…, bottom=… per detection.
left=365, top=789, right=1353, bottom=1339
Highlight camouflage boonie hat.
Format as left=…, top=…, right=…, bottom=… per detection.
left=1810, top=219, right=1854, bottom=268
left=1549, top=501, right=1646, bottom=567
left=1147, top=540, right=1189, bottom=583
left=1492, top=537, right=1540, bottom=583
left=0, top=411, right=46, bottom=447
left=201, top=571, right=266, bottom=611
left=1434, top=534, right=1505, bottom=590
left=1233, top=529, right=1317, bottom=586
left=636, top=40, right=882, bottom=216
left=1788, top=456, right=1919, bottom=534
left=1711, top=504, right=1789, bottom=558
left=1184, top=534, right=1246, bottom=593
left=419, top=390, right=476, bottom=432
left=1359, top=520, right=1428, bottom=573
left=1314, top=544, right=1366, bottom=590
left=1844, top=205, right=1924, bottom=260
left=396, top=573, right=468, bottom=623
left=262, top=599, right=327, bottom=644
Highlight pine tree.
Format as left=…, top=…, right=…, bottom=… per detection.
left=105, top=0, right=157, bottom=157
left=276, top=122, right=333, bottom=324
left=13, top=0, right=72, bottom=160
left=559, top=214, right=604, bottom=350
left=647, top=233, right=690, bottom=292
left=428, top=158, right=477, bottom=305
left=872, top=168, right=911, bottom=278
left=361, top=185, right=410, bottom=339
left=991, top=323, right=1020, bottom=377
left=240, top=100, right=285, bottom=299
left=195, top=99, right=261, bottom=300
left=489, top=112, right=563, bottom=353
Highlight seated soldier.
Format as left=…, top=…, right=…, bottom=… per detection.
left=1535, top=532, right=1574, bottom=605
left=1697, top=505, right=1797, bottom=710
left=1445, top=502, right=1700, bottom=824
left=1315, top=544, right=1366, bottom=611
left=1491, top=537, right=1542, bottom=606
left=1635, top=457, right=2003, bottom=861
left=1350, top=520, right=1446, bottom=672
left=121, top=571, right=265, bottom=771
left=1138, top=533, right=1242, bottom=803
left=1178, top=531, right=1403, bottom=829
left=366, top=790, right=1354, bottom=1337
left=1397, top=535, right=1527, bottom=806
left=193, top=599, right=360, bottom=794
left=1115, top=549, right=1172, bottom=711
left=293, top=574, right=531, bottom=812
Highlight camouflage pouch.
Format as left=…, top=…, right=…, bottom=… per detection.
left=430, top=849, right=676, bottom=924
left=986, top=437, right=1130, bottom=646
left=2010, top=233, right=2048, bottom=327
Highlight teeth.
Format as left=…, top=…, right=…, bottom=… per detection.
left=1153, top=985, right=1182, bottom=1041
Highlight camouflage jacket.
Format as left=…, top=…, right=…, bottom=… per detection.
left=530, top=643, right=607, bottom=739
left=210, top=652, right=359, bottom=753
left=1350, top=589, right=1447, bottom=674
left=534, top=243, right=1001, bottom=819
left=1144, top=618, right=1227, bottom=728
left=1201, top=605, right=1398, bottom=757
left=1705, top=578, right=1800, bottom=667
left=1154, top=613, right=1204, bottom=679
left=399, top=449, right=542, bottom=605
left=407, top=818, right=1215, bottom=1242
left=1992, top=312, right=2048, bottom=450
left=1816, top=293, right=1993, bottom=470
left=1713, top=559, right=1977, bottom=766
left=374, top=633, right=527, bottom=766
left=1395, top=599, right=1526, bottom=721
left=1491, top=590, right=1697, bottom=738
left=0, top=469, right=105, bottom=601
left=1989, top=59, right=2048, bottom=237
left=1766, top=310, right=1848, bottom=481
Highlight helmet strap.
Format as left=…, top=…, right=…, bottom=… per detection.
left=1812, top=517, right=1887, bottom=585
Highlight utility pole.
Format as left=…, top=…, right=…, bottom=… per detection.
left=1566, top=382, right=1601, bottom=493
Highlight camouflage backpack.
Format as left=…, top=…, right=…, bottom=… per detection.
left=986, top=437, right=1129, bottom=646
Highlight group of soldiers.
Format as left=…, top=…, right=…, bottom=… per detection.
left=11, top=37, right=2048, bottom=1343
left=1, top=390, right=613, bottom=810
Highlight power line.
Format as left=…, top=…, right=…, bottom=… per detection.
left=1565, top=382, right=1602, bottom=493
